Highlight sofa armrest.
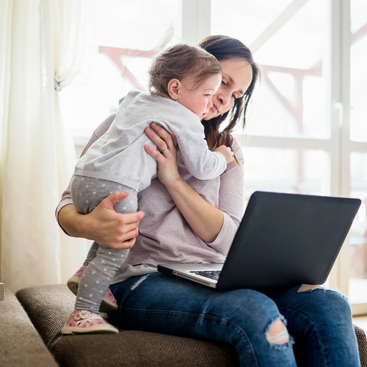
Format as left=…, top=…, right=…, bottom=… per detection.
left=0, top=283, right=4, bottom=301
left=0, top=288, right=58, bottom=367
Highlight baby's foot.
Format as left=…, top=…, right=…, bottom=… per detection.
left=61, top=310, right=119, bottom=334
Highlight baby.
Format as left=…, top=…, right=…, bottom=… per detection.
left=62, top=44, right=233, bottom=334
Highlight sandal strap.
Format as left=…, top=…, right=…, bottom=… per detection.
left=74, top=310, right=104, bottom=327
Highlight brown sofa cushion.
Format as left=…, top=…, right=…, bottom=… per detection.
left=16, top=284, right=240, bottom=367
left=0, top=288, right=58, bottom=367
left=355, top=324, right=367, bottom=367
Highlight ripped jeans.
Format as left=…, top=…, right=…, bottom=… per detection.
left=108, top=273, right=360, bottom=367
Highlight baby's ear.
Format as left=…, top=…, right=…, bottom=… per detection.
left=167, top=79, right=181, bottom=101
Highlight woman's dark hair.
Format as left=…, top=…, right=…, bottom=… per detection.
left=198, top=35, right=260, bottom=153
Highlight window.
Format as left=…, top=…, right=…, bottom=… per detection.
left=212, top=0, right=330, bottom=199
left=212, top=0, right=367, bottom=312
left=348, top=0, right=367, bottom=310
left=59, top=0, right=181, bottom=141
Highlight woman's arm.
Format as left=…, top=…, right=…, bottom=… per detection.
left=165, top=178, right=224, bottom=243
left=144, top=123, right=226, bottom=243
left=59, top=192, right=144, bottom=249
left=56, top=114, right=145, bottom=249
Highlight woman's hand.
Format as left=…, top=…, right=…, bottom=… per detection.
left=144, top=122, right=181, bottom=185
left=214, top=145, right=234, bottom=164
left=59, top=191, right=145, bottom=250
left=143, top=122, right=224, bottom=243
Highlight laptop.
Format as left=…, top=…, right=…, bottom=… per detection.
left=158, top=191, right=361, bottom=291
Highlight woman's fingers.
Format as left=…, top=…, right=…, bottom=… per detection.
left=85, top=191, right=145, bottom=249
left=149, top=122, right=176, bottom=151
left=101, top=190, right=129, bottom=209
left=144, top=127, right=167, bottom=153
left=144, top=122, right=180, bottom=184
left=107, top=216, right=141, bottom=250
left=144, top=143, right=166, bottom=163
left=100, top=192, right=144, bottom=221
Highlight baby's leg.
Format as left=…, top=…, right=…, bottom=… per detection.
left=75, top=246, right=128, bottom=313
left=67, top=177, right=108, bottom=305
left=71, top=176, right=134, bottom=266
left=83, top=242, right=99, bottom=267
left=66, top=242, right=99, bottom=305
left=74, top=182, right=137, bottom=313
left=71, top=175, right=103, bottom=266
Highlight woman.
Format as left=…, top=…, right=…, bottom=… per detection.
left=57, top=35, right=360, bottom=366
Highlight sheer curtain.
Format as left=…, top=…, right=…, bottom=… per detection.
left=0, top=0, right=95, bottom=292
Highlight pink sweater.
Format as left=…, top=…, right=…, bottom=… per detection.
left=56, top=114, right=246, bottom=283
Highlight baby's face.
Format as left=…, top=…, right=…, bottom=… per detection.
left=177, top=74, right=222, bottom=119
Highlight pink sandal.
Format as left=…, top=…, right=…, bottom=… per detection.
left=67, top=266, right=118, bottom=313
left=61, top=310, right=119, bottom=334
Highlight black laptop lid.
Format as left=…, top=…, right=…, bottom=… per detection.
left=217, top=191, right=361, bottom=291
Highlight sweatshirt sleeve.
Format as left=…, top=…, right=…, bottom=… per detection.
left=176, top=127, right=227, bottom=180
left=55, top=114, right=115, bottom=227
left=205, top=138, right=245, bottom=256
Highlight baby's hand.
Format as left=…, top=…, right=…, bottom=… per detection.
left=215, top=145, right=234, bottom=164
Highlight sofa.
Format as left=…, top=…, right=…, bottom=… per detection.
left=1, top=283, right=367, bottom=367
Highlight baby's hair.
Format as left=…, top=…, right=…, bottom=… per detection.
left=149, top=44, right=221, bottom=97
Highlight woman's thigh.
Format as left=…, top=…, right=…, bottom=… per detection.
left=262, top=285, right=360, bottom=367
left=109, top=273, right=296, bottom=367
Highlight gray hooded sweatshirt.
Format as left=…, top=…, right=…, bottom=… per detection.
left=74, top=90, right=227, bottom=192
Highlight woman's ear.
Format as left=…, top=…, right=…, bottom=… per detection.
left=167, top=79, right=181, bottom=101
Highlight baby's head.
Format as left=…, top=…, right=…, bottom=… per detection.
left=149, top=44, right=222, bottom=119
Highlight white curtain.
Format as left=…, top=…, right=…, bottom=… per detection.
left=0, top=0, right=95, bottom=292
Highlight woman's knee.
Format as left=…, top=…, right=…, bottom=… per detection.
left=216, top=290, right=292, bottom=343
left=266, top=318, right=290, bottom=345
left=298, top=285, right=351, bottom=322
left=298, top=285, right=348, bottom=304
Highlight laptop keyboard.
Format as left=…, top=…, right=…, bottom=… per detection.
left=191, top=270, right=221, bottom=281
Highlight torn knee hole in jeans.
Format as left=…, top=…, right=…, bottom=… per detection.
left=266, top=318, right=290, bottom=345
left=298, top=284, right=325, bottom=292
left=298, top=284, right=347, bottom=300
left=297, top=284, right=343, bottom=293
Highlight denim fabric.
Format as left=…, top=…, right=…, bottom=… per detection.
left=262, top=286, right=360, bottom=367
left=109, top=273, right=360, bottom=367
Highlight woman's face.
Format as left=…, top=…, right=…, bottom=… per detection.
left=203, top=58, right=253, bottom=121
